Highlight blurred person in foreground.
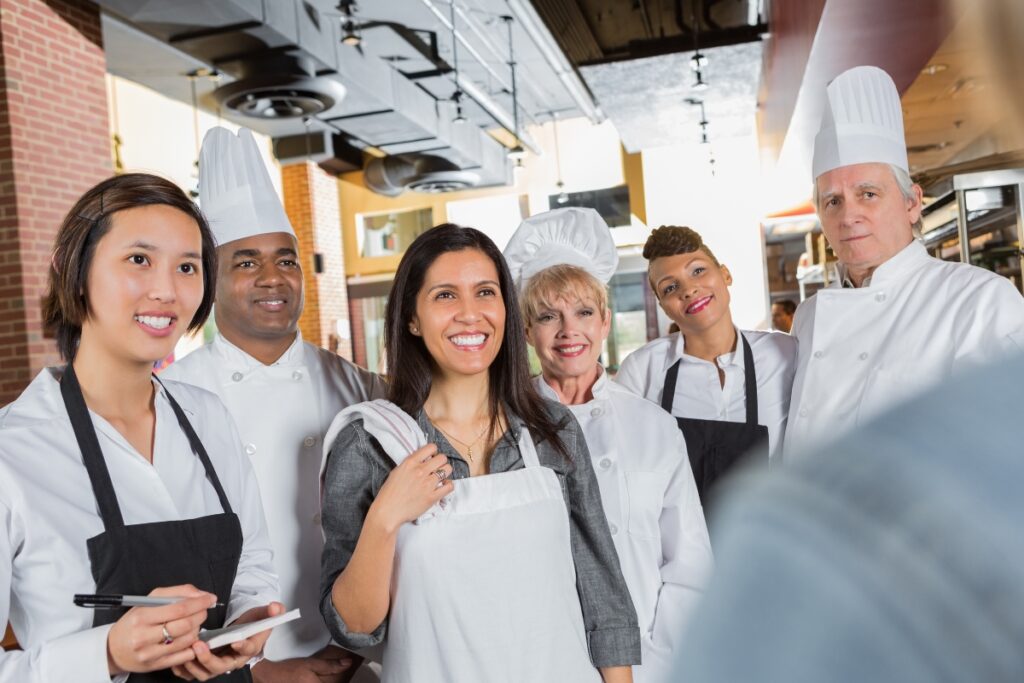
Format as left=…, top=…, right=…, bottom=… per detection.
left=783, top=65, right=1024, bottom=459
left=672, top=349, right=1024, bottom=682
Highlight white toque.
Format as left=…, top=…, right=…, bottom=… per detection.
left=198, top=126, right=295, bottom=246
left=503, top=207, right=618, bottom=289
left=812, top=65, right=909, bottom=180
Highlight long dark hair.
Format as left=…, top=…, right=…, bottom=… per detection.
left=42, top=173, right=217, bottom=360
left=385, top=223, right=568, bottom=457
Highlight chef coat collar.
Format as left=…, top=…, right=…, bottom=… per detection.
left=835, top=240, right=928, bottom=289
left=667, top=328, right=744, bottom=373
left=534, top=364, right=610, bottom=405
left=212, top=330, right=305, bottom=369
left=416, top=402, right=524, bottom=449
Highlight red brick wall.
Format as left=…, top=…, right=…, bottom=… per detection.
left=0, top=0, right=111, bottom=406
left=281, top=161, right=353, bottom=360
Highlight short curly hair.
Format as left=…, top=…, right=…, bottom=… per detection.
left=642, top=225, right=719, bottom=265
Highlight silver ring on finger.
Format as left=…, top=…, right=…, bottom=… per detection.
left=433, top=467, right=447, bottom=484
left=161, top=624, right=174, bottom=645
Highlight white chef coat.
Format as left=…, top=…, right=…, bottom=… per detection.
left=162, top=333, right=385, bottom=660
left=0, top=368, right=279, bottom=683
left=534, top=370, right=712, bottom=681
left=615, top=329, right=797, bottom=461
left=785, top=239, right=1024, bottom=460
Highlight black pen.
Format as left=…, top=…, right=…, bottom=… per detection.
left=74, top=594, right=224, bottom=608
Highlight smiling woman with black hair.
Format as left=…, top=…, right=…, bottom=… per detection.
left=319, top=224, right=640, bottom=682
left=0, top=173, right=282, bottom=683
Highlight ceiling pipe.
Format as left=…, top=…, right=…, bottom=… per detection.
left=451, top=3, right=544, bottom=125
left=418, top=0, right=541, bottom=154
left=504, top=0, right=605, bottom=124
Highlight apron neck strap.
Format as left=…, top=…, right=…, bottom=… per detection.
left=516, top=426, right=542, bottom=469
left=60, top=363, right=126, bottom=530
left=154, top=376, right=235, bottom=515
left=661, top=332, right=760, bottom=425
left=740, top=334, right=759, bottom=425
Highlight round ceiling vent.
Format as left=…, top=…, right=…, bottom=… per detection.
left=364, top=154, right=480, bottom=196
left=407, top=170, right=480, bottom=193
left=212, top=56, right=347, bottom=119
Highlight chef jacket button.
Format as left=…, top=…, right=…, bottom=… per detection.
left=590, top=407, right=602, bottom=417
left=799, top=409, right=808, bottom=418
left=231, top=372, right=243, bottom=382
left=244, top=443, right=256, bottom=455
left=609, top=523, right=619, bottom=535
left=303, top=436, right=316, bottom=448
left=312, top=513, right=322, bottom=525
left=599, top=458, right=612, bottom=470
left=813, top=350, right=823, bottom=359
left=859, top=352, right=869, bottom=360
left=292, top=370, right=303, bottom=381
left=875, top=292, right=886, bottom=303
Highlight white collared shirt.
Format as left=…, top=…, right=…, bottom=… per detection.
left=162, top=333, right=385, bottom=660
left=533, top=369, right=711, bottom=681
left=615, top=329, right=797, bottom=461
left=0, top=368, right=278, bottom=683
left=786, top=240, right=1024, bottom=459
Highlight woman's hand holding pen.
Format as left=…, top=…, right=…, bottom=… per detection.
left=106, top=584, right=217, bottom=676
left=367, top=444, right=453, bottom=533
left=172, top=601, right=286, bottom=681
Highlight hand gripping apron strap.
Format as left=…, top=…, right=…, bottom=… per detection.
left=661, top=332, right=760, bottom=424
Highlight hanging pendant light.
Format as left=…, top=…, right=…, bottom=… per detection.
left=449, top=1, right=466, bottom=124
left=552, top=112, right=569, bottom=204
left=690, top=1, right=709, bottom=91
left=501, top=15, right=526, bottom=161
left=338, top=1, right=362, bottom=46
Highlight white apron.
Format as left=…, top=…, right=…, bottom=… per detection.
left=322, top=401, right=601, bottom=683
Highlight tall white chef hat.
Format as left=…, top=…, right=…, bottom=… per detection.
left=198, top=126, right=295, bottom=246
left=503, top=207, right=618, bottom=289
left=811, top=65, right=909, bottom=180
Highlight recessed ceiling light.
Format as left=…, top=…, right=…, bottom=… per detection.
left=922, top=63, right=949, bottom=76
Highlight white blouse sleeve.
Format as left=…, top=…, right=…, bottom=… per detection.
left=647, top=429, right=713, bottom=672
left=0, top=497, right=115, bottom=683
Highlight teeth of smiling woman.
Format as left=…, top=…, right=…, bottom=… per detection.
left=135, top=315, right=172, bottom=329
left=559, top=345, right=584, bottom=354
left=451, top=334, right=486, bottom=347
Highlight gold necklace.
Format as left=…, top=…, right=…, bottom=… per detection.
left=431, top=418, right=490, bottom=463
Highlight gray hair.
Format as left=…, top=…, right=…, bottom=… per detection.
left=814, top=164, right=923, bottom=236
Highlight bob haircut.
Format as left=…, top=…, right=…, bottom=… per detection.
left=42, top=172, right=217, bottom=361
left=384, top=223, right=568, bottom=456
left=520, top=264, right=609, bottom=327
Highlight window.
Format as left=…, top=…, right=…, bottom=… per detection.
left=357, top=208, right=433, bottom=258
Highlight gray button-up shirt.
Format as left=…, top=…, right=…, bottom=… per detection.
left=319, top=400, right=641, bottom=668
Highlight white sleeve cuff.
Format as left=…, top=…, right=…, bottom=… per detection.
left=38, top=623, right=115, bottom=683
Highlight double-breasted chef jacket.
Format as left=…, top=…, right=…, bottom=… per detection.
left=162, top=332, right=384, bottom=660
left=0, top=368, right=279, bottom=683
left=534, top=370, right=712, bottom=682
left=615, top=328, right=797, bottom=463
left=785, top=240, right=1024, bottom=460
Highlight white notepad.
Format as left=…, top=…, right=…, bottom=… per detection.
left=199, top=609, right=301, bottom=649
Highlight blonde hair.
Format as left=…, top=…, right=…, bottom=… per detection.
left=520, top=264, right=608, bottom=326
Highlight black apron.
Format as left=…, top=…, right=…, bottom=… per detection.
left=60, top=364, right=252, bottom=682
left=662, top=334, right=769, bottom=519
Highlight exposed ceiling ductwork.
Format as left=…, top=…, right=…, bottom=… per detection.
left=97, top=0, right=588, bottom=193
left=212, top=54, right=347, bottom=119
left=364, top=154, right=481, bottom=196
